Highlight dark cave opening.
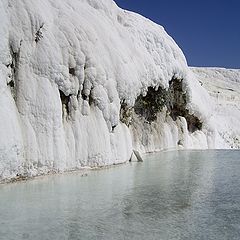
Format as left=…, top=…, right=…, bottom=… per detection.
left=59, top=89, right=71, bottom=117
left=69, top=68, right=76, bottom=76
left=125, top=77, right=203, bottom=133
left=134, top=86, right=169, bottom=123
left=7, top=79, right=14, bottom=88
left=168, top=78, right=202, bottom=132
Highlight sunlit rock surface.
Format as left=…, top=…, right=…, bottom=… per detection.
left=192, top=67, right=240, bottom=149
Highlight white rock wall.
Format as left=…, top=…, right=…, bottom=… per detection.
left=0, top=0, right=238, bottom=181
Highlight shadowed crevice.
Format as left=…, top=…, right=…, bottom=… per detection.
left=121, top=77, right=202, bottom=133
left=59, top=89, right=71, bottom=118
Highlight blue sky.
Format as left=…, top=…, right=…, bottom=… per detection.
left=114, top=0, right=240, bottom=68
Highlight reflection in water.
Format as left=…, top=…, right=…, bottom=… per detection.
left=0, top=150, right=240, bottom=239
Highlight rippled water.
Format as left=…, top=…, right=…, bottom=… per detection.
left=1, top=150, right=240, bottom=240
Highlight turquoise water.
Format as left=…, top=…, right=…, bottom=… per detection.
left=0, top=150, right=240, bottom=240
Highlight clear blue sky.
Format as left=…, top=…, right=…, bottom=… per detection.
left=114, top=0, right=240, bottom=69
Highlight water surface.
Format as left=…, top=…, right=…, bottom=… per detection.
left=0, top=150, right=240, bottom=239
